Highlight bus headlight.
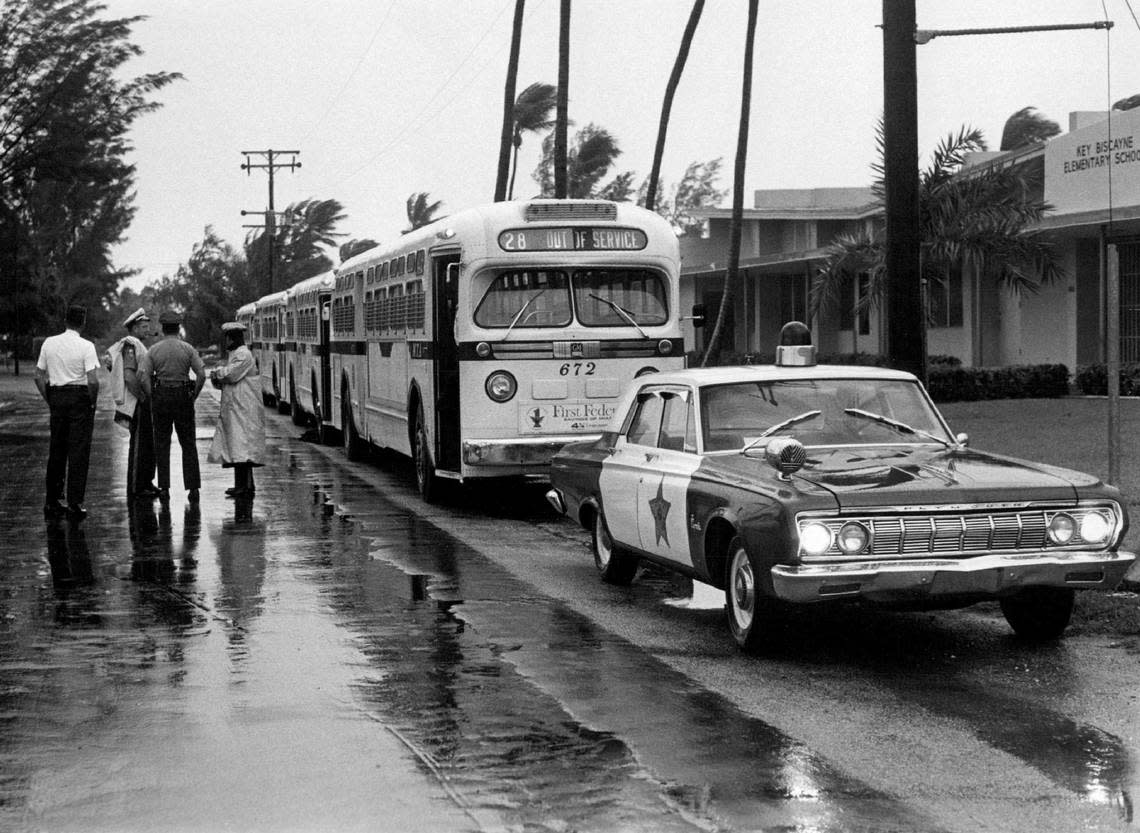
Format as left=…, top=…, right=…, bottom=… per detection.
left=485, top=370, right=517, bottom=403
left=657, top=339, right=673, bottom=355
left=475, top=341, right=492, bottom=358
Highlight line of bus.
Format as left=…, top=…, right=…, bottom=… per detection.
left=239, top=198, right=700, bottom=501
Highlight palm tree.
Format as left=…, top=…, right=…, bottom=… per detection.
left=494, top=0, right=526, bottom=202
left=645, top=0, right=705, bottom=211
left=554, top=0, right=570, bottom=198
left=404, top=192, right=443, bottom=234
left=812, top=125, right=1062, bottom=322
left=533, top=124, right=624, bottom=198
left=1000, top=106, right=1061, bottom=151
left=701, top=0, right=757, bottom=366
left=508, top=82, right=557, bottom=199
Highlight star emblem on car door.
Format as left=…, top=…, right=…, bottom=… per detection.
left=648, top=478, right=671, bottom=546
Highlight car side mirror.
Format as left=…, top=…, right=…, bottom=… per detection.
left=689, top=303, right=706, bottom=328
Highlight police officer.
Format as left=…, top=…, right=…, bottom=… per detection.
left=116, top=308, right=159, bottom=498
left=138, top=310, right=206, bottom=503
left=34, top=304, right=100, bottom=519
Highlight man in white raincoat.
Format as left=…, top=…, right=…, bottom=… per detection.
left=207, top=322, right=265, bottom=497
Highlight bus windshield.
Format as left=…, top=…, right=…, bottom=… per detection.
left=474, top=268, right=668, bottom=329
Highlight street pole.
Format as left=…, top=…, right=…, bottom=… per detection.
left=241, top=149, right=301, bottom=296
left=882, top=0, right=926, bottom=383
left=1107, top=241, right=1120, bottom=486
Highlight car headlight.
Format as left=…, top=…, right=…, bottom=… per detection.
left=800, top=522, right=833, bottom=556
left=1079, top=512, right=1111, bottom=544
left=1047, top=513, right=1076, bottom=544
left=837, top=522, right=870, bottom=554
left=485, top=370, right=517, bottom=403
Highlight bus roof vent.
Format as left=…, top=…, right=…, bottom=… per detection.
left=524, top=201, right=617, bottom=222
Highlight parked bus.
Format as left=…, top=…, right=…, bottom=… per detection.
left=252, top=290, right=287, bottom=407
left=283, top=271, right=335, bottom=435
left=328, top=199, right=695, bottom=501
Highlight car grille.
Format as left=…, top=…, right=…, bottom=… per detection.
left=798, top=504, right=1118, bottom=560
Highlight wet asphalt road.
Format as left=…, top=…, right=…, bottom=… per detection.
left=3, top=370, right=1140, bottom=833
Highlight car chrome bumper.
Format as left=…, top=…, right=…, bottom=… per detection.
left=463, top=435, right=598, bottom=467
left=770, top=550, right=1137, bottom=603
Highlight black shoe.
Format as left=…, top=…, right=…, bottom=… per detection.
left=188, top=488, right=200, bottom=504
left=67, top=503, right=87, bottom=519
left=43, top=501, right=67, bottom=518
left=225, top=488, right=253, bottom=499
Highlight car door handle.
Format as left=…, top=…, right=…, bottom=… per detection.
left=644, top=452, right=657, bottom=463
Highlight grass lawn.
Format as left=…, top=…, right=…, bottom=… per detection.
left=937, top=396, right=1140, bottom=637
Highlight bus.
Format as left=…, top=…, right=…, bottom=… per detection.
left=252, top=290, right=287, bottom=408
left=328, top=198, right=695, bottom=501
left=283, top=271, right=334, bottom=435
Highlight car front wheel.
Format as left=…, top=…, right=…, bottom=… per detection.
left=592, top=506, right=638, bottom=585
left=1000, top=587, right=1074, bottom=641
left=726, top=537, right=773, bottom=653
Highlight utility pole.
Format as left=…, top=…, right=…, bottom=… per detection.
left=241, top=149, right=301, bottom=295
left=881, top=0, right=925, bottom=383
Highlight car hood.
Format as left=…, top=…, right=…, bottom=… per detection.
left=704, top=445, right=1101, bottom=511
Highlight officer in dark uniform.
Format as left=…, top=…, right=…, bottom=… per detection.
left=138, top=310, right=206, bottom=503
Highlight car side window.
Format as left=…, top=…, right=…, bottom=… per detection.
left=626, top=392, right=665, bottom=447
left=658, top=391, right=695, bottom=453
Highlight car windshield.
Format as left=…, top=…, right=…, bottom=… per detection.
left=699, top=378, right=952, bottom=451
left=474, top=268, right=668, bottom=329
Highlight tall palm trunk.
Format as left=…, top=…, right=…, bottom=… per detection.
left=554, top=0, right=570, bottom=198
left=508, top=143, right=521, bottom=200
left=494, top=0, right=526, bottom=201
left=645, top=0, right=704, bottom=211
left=701, top=0, right=757, bottom=366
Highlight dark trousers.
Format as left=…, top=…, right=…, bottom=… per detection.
left=151, top=385, right=200, bottom=490
left=46, top=386, right=95, bottom=506
left=127, top=402, right=156, bottom=494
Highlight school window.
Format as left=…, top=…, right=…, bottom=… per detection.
left=927, top=270, right=963, bottom=329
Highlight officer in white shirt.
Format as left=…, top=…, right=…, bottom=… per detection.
left=34, top=304, right=101, bottom=519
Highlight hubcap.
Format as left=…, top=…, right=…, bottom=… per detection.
left=595, top=515, right=612, bottom=567
left=731, top=550, right=755, bottom=631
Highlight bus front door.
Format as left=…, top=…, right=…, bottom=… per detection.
left=433, top=256, right=461, bottom=472
left=320, top=301, right=332, bottom=420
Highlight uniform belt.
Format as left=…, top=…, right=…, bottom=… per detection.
left=54, top=382, right=88, bottom=388
left=154, top=379, right=193, bottom=387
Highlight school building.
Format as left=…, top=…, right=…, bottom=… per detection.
left=679, top=107, right=1140, bottom=369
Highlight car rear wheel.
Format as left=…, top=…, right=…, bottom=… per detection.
left=592, top=506, right=638, bottom=585
left=726, top=537, right=772, bottom=653
left=1000, top=587, right=1074, bottom=641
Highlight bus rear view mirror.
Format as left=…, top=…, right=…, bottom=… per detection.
left=690, top=304, right=707, bottom=328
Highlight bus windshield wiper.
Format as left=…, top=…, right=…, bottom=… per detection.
left=589, top=293, right=648, bottom=338
left=843, top=408, right=954, bottom=448
left=503, top=289, right=546, bottom=340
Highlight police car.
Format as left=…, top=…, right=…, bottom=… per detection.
left=546, top=322, right=1135, bottom=652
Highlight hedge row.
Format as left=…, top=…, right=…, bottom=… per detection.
left=1073, top=363, right=1140, bottom=396
left=925, top=364, right=1070, bottom=402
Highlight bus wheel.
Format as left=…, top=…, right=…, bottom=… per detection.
left=290, top=379, right=305, bottom=426
left=413, top=404, right=438, bottom=503
left=342, top=393, right=366, bottom=461
left=313, top=379, right=330, bottom=445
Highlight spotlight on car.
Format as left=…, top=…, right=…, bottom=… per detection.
left=765, top=437, right=806, bottom=479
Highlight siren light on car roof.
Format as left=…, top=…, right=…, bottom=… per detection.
left=776, top=321, right=816, bottom=367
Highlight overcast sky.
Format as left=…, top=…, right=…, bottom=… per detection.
left=102, top=0, right=1140, bottom=291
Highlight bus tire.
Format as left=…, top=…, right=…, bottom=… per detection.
left=413, top=403, right=439, bottom=503
left=342, top=388, right=366, bottom=461
left=313, top=374, right=331, bottom=445
left=290, top=378, right=306, bottom=426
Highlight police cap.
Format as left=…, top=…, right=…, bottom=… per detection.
left=123, top=307, right=149, bottom=328
left=221, top=321, right=246, bottom=332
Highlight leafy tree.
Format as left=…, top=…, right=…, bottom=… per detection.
left=507, top=82, right=557, bottom=199
left=812, top=125, right=1062, bottom=322
left=245, top=197, right=345, bottom=294
left=0, top=0, right=180, bottom=362
left=340, top=239, right=380, bottom=262
left=1000, top=106, right=1061, bottom=151
left=533, top=123, right=634, bottom=199
left=404, top=192, right=443, bottom=233
left=641, top=158, right=727, bottom=235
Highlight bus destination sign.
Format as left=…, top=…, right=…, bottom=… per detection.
left=498, top=226, right=648, bottom=253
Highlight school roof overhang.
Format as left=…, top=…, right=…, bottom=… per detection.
left=693, top=204, right=882, bottom=223
left=682, top=248, right=834, bottom=278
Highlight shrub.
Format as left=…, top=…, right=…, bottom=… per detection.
left=926, top=363, right=1070, bottom=402
left=1074, top=363, right=1140, bottom=396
